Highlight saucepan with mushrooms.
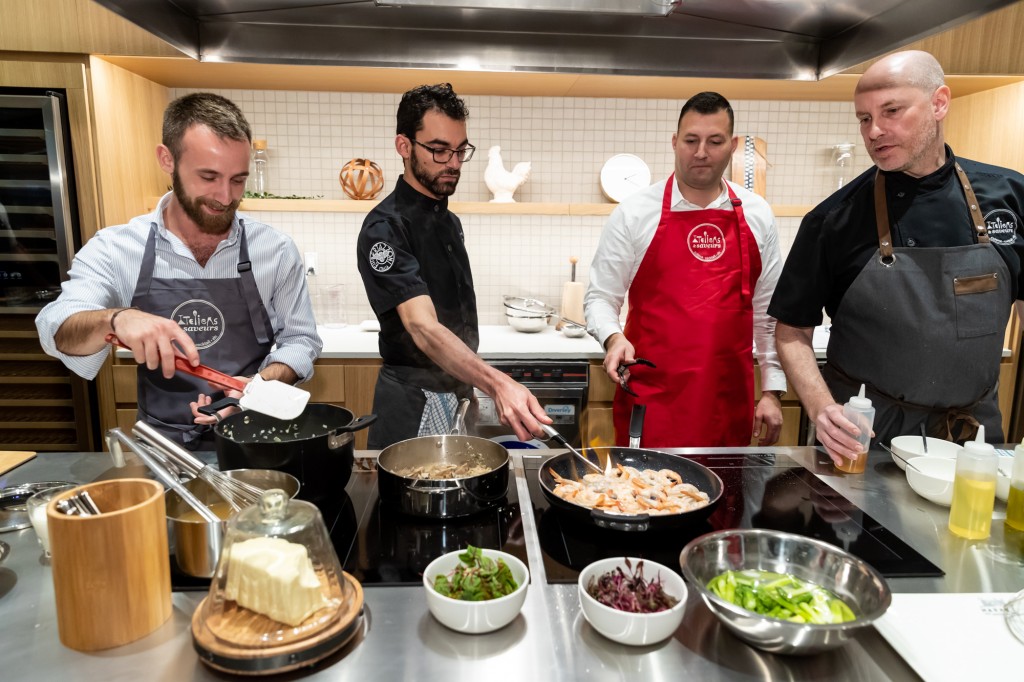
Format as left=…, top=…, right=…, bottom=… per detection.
left=377, top=400, right=510, bottom=518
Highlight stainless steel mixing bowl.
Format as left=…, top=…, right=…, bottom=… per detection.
left=679, top=528, right=892, bottom=655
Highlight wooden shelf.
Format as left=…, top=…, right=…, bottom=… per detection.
left=148, top=197, right=813, bottom=218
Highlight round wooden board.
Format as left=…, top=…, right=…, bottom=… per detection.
left=192, top=572, right=364, bottom=676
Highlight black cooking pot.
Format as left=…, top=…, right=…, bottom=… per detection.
left=377, top=434, right=509, bottom=518
left=539, top=446, right=724, bottom=532
left=207, top=402, right=375, bottom=503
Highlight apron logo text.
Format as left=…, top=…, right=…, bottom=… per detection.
left=369, top=241, right=396, bottom=272
left=171, top=299, right=225, bottom=350
left=687, top=223, right=727, bottom=262
left=983, top=209, right=1019, bottom=246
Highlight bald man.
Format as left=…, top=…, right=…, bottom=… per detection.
left=768, top=50, right=1024, bottom=466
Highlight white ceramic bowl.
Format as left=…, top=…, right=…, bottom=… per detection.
left=578, top=557, right=687, bottom=646
left=905, top=457, right=955, bottom=506
left=505, top=309, right=548, bottom=333
left=423, top=548, right=529, bottom=634
left=890, top=436, right=962, bottom=471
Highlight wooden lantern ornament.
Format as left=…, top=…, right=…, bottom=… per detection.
left=339, top=158, right=384, bottom=200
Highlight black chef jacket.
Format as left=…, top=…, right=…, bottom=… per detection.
left=356, top=176, right=478, bottom=393
left=769, top=147, right=1024, bottom=327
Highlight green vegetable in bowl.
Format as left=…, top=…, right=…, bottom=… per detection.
left=707, top=570, right=857, bottom=624
left=433, top=545, right=519, bottom=601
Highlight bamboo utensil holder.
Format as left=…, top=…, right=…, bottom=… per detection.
left=48, top=478, right=172, bottom=651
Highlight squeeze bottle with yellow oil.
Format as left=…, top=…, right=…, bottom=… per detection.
left=948, top=425, right=997, bottom=540
left=1005, top=437, right=1024, bottom=531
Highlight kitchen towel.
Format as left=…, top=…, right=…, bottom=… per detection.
left=874, top=592, right=1024, bottom=681
left=0, top=451, right=36, bottom=476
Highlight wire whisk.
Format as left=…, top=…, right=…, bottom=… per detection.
left=131, top=421, right=264, bottom=511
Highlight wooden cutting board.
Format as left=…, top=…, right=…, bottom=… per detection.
left=730, top=135, right=768, bottom=198
left=0, top=451, right=37, bottom=475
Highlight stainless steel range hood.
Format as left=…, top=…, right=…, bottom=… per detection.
left=92, top=0, right=1018, bottom=80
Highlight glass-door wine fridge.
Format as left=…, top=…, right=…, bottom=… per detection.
left=0, top=89, right=95, bottom=451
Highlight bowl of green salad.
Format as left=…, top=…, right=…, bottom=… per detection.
left=679, top=529, right=891, bottom=655
left=424, top=545, right=529, bottom=634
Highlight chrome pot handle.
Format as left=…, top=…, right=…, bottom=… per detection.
left=408, top=478, right=463, bottom=493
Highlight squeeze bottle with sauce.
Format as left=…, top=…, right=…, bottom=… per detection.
left=1005, top=437, right=1024, bottom=531
left=948, top=425, right=998, bottom=539
left=835, top=384, right=874, bottom=474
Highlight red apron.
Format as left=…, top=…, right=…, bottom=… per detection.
left=613, top=177, right=761, bottom=448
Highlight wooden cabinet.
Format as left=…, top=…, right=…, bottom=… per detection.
left=0, top=315, right=95, bottom=451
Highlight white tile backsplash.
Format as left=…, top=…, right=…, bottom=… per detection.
left=174, top=87, right=870, bottom=325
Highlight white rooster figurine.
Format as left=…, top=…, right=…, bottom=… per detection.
left=484, top=145, right=531, bottom=203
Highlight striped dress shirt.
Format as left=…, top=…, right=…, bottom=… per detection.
left=36, top=192, right=322, bottom=382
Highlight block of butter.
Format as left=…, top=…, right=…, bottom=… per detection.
left=223, top=537, right=329, bottom=627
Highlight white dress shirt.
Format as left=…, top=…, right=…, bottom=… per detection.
left=585, top=177, right=786, bottom=393
left=36, top=192, right=322, bottom=382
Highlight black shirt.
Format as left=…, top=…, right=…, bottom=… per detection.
left=356, top=176, right=478, bottom=392
left=769, top=147, right=1024, bottom=327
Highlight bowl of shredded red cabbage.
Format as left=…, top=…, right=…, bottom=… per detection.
left=577, top=557, right=687, bottom=646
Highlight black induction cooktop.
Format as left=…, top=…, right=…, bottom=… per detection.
left=171, top=451, right=942, bottom=592
left=523, top=451, right=943, bottom=584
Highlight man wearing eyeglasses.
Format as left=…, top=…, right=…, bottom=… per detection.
left=357, top=83, right=551, bottom=448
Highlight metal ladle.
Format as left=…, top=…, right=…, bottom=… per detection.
left=540, top=424, right=603, bottom=475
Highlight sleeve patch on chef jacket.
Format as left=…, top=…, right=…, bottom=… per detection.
left=368, top=241, right=397, bottom=272
left=983, top=209, right=1019, bottom=245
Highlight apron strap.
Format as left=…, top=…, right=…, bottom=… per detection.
left=954, top=162, right=989, bottom=243
left=724, top=182, right=753, bottom=304
left=236, top=220, right=275, bottom=345
left=874, top=161, right=990, bottom=261
left=131, top=224, right=160, bottom=300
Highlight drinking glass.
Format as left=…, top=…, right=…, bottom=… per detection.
left=26, top=484, right=77, bottom=558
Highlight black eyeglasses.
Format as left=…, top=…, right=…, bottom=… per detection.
left=409, top=138, right=476, bottom=163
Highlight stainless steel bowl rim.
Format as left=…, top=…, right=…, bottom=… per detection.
left=680, top=528, right=892, bottom=627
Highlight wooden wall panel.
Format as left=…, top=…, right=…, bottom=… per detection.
left=89, top=57, right=169, bottom=228
left=947, top=80, right=1024, bottom=174
left=0, top=0, right=182, bottom=57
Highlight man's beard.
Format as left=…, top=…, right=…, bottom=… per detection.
left=410, top=152, right=460, bottom=197
left=172, top=171, right=239, bottom=235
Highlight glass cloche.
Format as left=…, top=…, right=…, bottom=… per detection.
left=193, top=489, right=358, bottom=652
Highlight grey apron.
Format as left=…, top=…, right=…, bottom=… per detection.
left=824, top=163, right=1012, bottom=445
left=366, top=365, right=473, bottom=450
left=131, top=223, right=275, bottom=447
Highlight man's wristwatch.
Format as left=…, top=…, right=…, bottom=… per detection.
left=766, top=390, right=784, bottom=400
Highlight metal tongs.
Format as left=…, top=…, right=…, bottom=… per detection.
left=105, top=334, right=310, bottom=421
left=617, top=358, right=656, bottom=397
left=106, top=427, right=221, bottom=523
left=540, top=424, right=602, bottom=475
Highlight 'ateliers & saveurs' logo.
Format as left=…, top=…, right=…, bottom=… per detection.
left=687, top=223, right=727, bottom=262
left=984, top=208, right=1019, bottom=246
left=172, top=299, right=225, bottom=349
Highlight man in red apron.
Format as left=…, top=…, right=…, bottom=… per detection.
left=586, top=92, right=787, bottom=448
left=770, top=51, right=1024, bottom=466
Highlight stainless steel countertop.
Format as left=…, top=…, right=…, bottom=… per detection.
left=0, top=447, right=1018, bottom=681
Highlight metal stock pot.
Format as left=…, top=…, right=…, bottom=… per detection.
left=210, top=404, right=375, bottom=503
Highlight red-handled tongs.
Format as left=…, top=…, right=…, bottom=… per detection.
left=106, top=334, right=245, bottom=391
left=106, top=334, right=310, bottom=420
